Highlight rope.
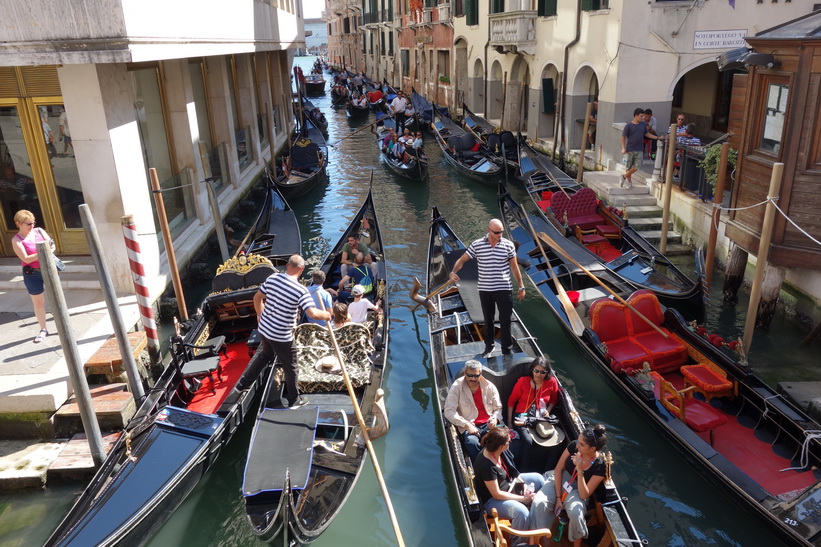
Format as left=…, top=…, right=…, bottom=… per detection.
left=709, top=194, right=821, bottom=249
left=781, top=430, right=821, bottom=472
left=760, top=393, right=782, bottom=422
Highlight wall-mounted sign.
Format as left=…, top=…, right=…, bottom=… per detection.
left=694, top=30, right=747, bottom=50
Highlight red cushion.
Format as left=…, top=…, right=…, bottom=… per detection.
left=681, top=364, right=733, bottom=393
left=632, top=331, right=688, bottom=372
left=596, top=225, right=619, bottom=237
left=537, top=199, right=551, bottom=212
left=606, top=338, right=651, bottom=372
left=681, top=398, right=727, bottom=432
left=572, top=214, right=607, bottom=230
left=626, top=290, right=665, bottom=335
left=590, top=299, right=630, bottom=342
left=581, top=234, right=606, bottom=246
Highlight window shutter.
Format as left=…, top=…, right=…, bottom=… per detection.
left=542, top=78, right=555, bottom=114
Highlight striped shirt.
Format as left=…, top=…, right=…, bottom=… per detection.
left=257, top=273, right=316, bottom=342
left=466, top=235, right=516, bottom=292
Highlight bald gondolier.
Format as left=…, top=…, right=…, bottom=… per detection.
left=240, top=255, right=331, bottom=407
left=449, top=219, right=526, bottom=356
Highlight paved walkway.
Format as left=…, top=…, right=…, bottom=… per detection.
left=0, top=284, right=140, bottom=489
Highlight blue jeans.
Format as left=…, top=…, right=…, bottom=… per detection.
left=484, top=472, right=546, bottom=540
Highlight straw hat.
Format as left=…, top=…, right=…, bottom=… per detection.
left=529, top=421, right=566, bottom=447
left=314, top=355, right=342, bottom=374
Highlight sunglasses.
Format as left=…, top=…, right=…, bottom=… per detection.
left=491, top=230, right=503, bottom=235
left=533, top=369, right=547, bottom=375
left=466, top=373, right=481, bottom=379
left=24, top=221, right=36, bottom=226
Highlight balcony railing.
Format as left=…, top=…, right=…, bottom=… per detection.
left=488, top=9, right=537, bottom=55
left=437, top=2, right=451, bottom=22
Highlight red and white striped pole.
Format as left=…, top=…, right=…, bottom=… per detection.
left=122, top=215, right=161, bottom=365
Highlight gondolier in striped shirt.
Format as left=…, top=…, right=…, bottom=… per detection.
left=244, top=255, right=331, bottom=407
left=449, top=219, right=526, bottom=356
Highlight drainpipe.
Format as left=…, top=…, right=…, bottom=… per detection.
left=558, top=0, right=582, bottom=168
left=484, top=14, right=490, bottom=117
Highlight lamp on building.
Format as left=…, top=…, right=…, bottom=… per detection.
left=741, top=52, right=779, bottom=69
left=717, top=47, right=780, bottom=71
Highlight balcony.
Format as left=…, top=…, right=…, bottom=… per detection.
left=488, top=8, right=537, bottom=56
left=437, top=3, right=451, bottom=22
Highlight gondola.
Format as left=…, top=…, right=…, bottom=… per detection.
left=330, top=84, right=349, bottom=106
left=432, top=112, right=504, bottom=184
left=45, top=253, right=279, bottom=547
left=363, top=81, right=386, bottom=112
left=244, top=173, right=301, bottom=268
left=374, top=114, right=428, bottom=181
left=419, top=207, right=641, bottom=547
left=303, top=73, right=326, bottom=96
left=300, top=96, right=328, bottom=136
left=243, top=188, right=389, bottom=544
left=461, top=104, right=519, bottom=170
left=346, top=100, right=370, bottom=118
left=497, top=186, right=821, bottom=547
left=410, top=87, right=449, bottom=128
left=517, top=136, right=705, bottom=320
left=275, top=118, right=327, bottom=199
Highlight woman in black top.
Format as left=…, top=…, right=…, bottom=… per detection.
left=473, top=426, right=545, bottom=544
left=530, top=424, right=608, bottom=546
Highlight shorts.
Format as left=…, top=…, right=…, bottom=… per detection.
left=625, top=151, right=643, bottom=170
left=23, top=268, right=45, bottom=295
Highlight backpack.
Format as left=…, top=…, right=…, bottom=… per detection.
left=355, top=266, right=373, bottom=294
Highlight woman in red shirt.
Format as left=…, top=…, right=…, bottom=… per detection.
left=506, top=357, right=560, bottom=470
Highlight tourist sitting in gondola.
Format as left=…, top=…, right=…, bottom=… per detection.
left=530, top=424, right=609, bottom=547
left=393, top=140, right=409, bottom=164
left=506, top=357, right=561, bottom=472
left=337, top=252, right=376, bottom=301
left=340, top=233, right=378, bottom=279
left=330, top=302, right=352, bottom=329
left=405, top=132, right=425, bottom=159
left=473, top=426, right=546, bottom=545
left=347, top=284, right=381, bottom=323
left=398, top=128, right=414, bottom=146
left=444, top=360, right=503, bottom=461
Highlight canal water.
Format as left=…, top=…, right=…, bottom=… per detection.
left=3, top=55, right=818, bottom=546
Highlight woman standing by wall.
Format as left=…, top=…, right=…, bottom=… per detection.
left=11, top=210, right=54, bottom=343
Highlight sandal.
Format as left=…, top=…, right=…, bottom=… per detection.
left=33, top=329, right=48, bottom=343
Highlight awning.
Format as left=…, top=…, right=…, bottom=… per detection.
left=717, top=47, right=751, bottom=72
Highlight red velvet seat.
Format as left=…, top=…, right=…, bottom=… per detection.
left=681, top=363, right=736, bottom=401
left=596, top=224, right=619, bottom=239
left=650, top=372, right=727, bottom=446
left=550, top=188, right=606, bottom=230
left=589, top=299, right=650, bottom=372
left=626, top=291, right=688, bottom=373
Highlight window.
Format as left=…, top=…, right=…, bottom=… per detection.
left=538, top=0, right=557, bottom=16
left=401, top=50, right=410, bottom=77
left=454, top=0, right=464, bottom=16
left=760, top=83, right=788, bottom=155
left=189, top=60, right=223, bottom=193
left=581, top=0, right=608, bottom=9
left=464, top=0, right=478, bottom=24
left=389, top=32, right=394, bottom=56
left=491, top=0, right=503, bottom=14
left=381, top=31, right=386, bottom=56
left=438, top=50, right=450, bottom=81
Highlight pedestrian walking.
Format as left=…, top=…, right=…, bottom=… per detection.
left=620, top=108, right=663, bottom=188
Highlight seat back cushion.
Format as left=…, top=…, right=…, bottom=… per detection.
left=550, top=188, right=598, bottom=226
left=589, top=298, right=630, bottom=342
left=626, top=290, right=665, bottom=335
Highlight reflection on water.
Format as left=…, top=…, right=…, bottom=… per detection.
left=6, top=56, right=816, bottom=547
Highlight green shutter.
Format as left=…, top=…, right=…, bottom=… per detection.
left=581, top=0, right=593, bottom=10
left=542, top=79, right=555, bottom=113
left=544, top=0, right=557, bottom=16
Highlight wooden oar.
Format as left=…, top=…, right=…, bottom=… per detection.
left=537, top=230, right=669, bottom=338
left=316, top=299, right=406, bottom=546
left=520, top=213, right=585, bottom=336
left=327, top=118, right=383, bottom=147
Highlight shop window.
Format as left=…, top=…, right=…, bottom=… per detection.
left=189, top=60, right=222, bottom=194
left=0, top=106, right=43, bottom=231
left=760, top=83, right=788, bottom=155
left=130, top=67, right=194, bottom=239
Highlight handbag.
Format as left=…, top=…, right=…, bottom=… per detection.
left=54, top=257, right=66, bottom=272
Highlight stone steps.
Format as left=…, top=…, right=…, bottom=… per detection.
left=52, top=383, right=137, bottom=438
left=0, top=256, right=101, bottom=290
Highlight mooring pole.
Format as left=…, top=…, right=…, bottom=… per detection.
left=37, top=242, right=106, bottom=467
left=79, top=205, right=145, bottom=400
left=578, top=101, right=593, bottom=183
left=742, top=162, right=784, bottom=352
left=705, top=142, right=730, bottom=289
left=659, top=124, right=677, bottom=255
left=149, top=167, right=188, bottom=321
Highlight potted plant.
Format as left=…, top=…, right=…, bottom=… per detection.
left=699, top=143, right=738, bottom=202
left=439, top=75, right=450, bottom=85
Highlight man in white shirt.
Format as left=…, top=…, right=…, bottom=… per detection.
left=390, top=91, right=409, bottom=136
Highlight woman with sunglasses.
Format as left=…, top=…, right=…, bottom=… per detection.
left=474, top=425, right=545, bottom=545
left=530, top=424, right=608, bottom=546
left=11, top=210, right=54, bottom=343
left=506, top=356, right=560, bottom=470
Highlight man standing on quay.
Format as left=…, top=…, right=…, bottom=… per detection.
left=620, top=108, right=663, bottom=189
left=241, top=255, right=331, bottom=407
left=449, top=219, right=526, bottom=356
